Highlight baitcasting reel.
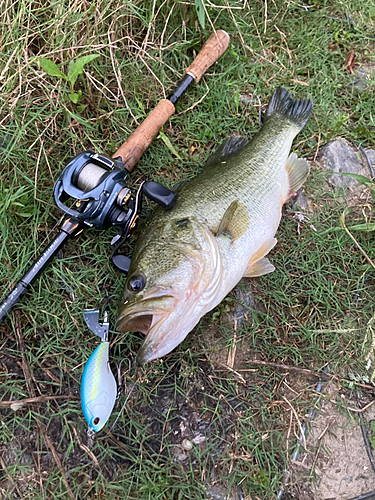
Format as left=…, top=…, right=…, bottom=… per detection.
left=54, top=150, right=177, bottom=272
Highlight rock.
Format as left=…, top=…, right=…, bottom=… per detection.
left=353, top=63, right=375, bottom=91
left=365, top=149, right=375, bottom=164
left=206, top=484, right=229, bottom=500
left=232, top=283, right=255, bottom=329
left=320, top=138, right=363, bottom=188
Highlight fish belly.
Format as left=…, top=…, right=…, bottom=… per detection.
left=212, top=160, right=290, bottom=307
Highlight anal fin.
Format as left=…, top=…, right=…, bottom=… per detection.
left=243, top=238, right=277, bottom=277
left=286, top=152, right=310, bottom=195
left=244, top=257, right=275, bottom=277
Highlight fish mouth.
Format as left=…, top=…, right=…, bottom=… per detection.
left=135, top=302, right=200, bottom=366
left=117, top=288, right=176, bottom=336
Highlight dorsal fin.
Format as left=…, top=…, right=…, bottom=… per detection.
left=205, top=136, right=249, bottom=168
left=286, top=152, right=310, bottom=195
left=216, top=200, right=250, bottom=243
left=172, top=180, right=188, bottom=192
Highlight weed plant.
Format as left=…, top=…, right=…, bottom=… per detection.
left=0, top=0, right=374, bottom=499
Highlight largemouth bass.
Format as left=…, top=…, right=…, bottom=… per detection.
left=117, top=87, right=313, bottom=365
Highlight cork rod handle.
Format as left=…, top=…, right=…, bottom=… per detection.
left=112, top=99, right=175, bottom=172
left=112, top=30, right=230, bottom=171
left=184, top=30, right=230, bottom=83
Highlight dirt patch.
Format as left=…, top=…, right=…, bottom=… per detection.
left=286, top=382, right=375, bottom=500
left=201, top=286, right=375, bottom=500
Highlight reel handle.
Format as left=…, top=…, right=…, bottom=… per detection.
left=112, top=30, right=230, bottom=172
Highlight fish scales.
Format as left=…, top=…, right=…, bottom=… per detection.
left=161, top=130, right=295, bottom=226
left=117, top=88, right=313, bottom=365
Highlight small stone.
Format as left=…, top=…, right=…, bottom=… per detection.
left=10, top=401, right=24, bottom=411
left=20, top=453, right=32, bottom=464
left=320, top=138, right=362, bottom=188
left=192, top=434, right=206, bottom=444
left=352, top=64, right=375, bottom=91
left=181, top=438, right=193, bottom=450
left=206, top=484, right=229, bottom=500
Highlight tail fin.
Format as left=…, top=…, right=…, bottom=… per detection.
left=265, top=87, right=313, bottom=131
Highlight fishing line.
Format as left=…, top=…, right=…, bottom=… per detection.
left=109, top=369, right=142, bottom=432
left=347, top=491, right=375, bottom=500
left=356, top=389, right=375, bottom=473
left=356, top=143, right=375, bottom=181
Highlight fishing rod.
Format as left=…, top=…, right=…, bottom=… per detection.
left=0, top=30, right=230, bottom=325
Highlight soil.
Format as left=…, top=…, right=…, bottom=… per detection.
left=206, top=310, right=375, bottom=500
left=286, top=382, right=375, bottom=500
left=2, top=292, right=375, bottom=500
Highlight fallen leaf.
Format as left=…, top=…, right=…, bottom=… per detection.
left=344, top=48, right=355, bottom=74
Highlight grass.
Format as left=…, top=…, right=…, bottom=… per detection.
left=0, top=0, right=375, bottom=499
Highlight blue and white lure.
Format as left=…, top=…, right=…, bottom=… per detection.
left=80, top=308, right=117, bottom=433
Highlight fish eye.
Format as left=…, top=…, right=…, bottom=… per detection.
left=129, top=275, right=146, bottom=292
left=93, top=417, right=100, bottom=426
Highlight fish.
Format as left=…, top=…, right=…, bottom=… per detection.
left=81, top=309, right=117, bottom=432
left=116, top=87, right=313, bottom=365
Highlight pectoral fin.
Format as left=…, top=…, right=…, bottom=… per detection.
left=243, top=238, right=277, bottom=277
left=216, top=201, right=250, bottom=243
left=286, top=152, right=310, bottom=195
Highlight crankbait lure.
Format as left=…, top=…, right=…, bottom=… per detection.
left=81, top=308, right=117, bottom=433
